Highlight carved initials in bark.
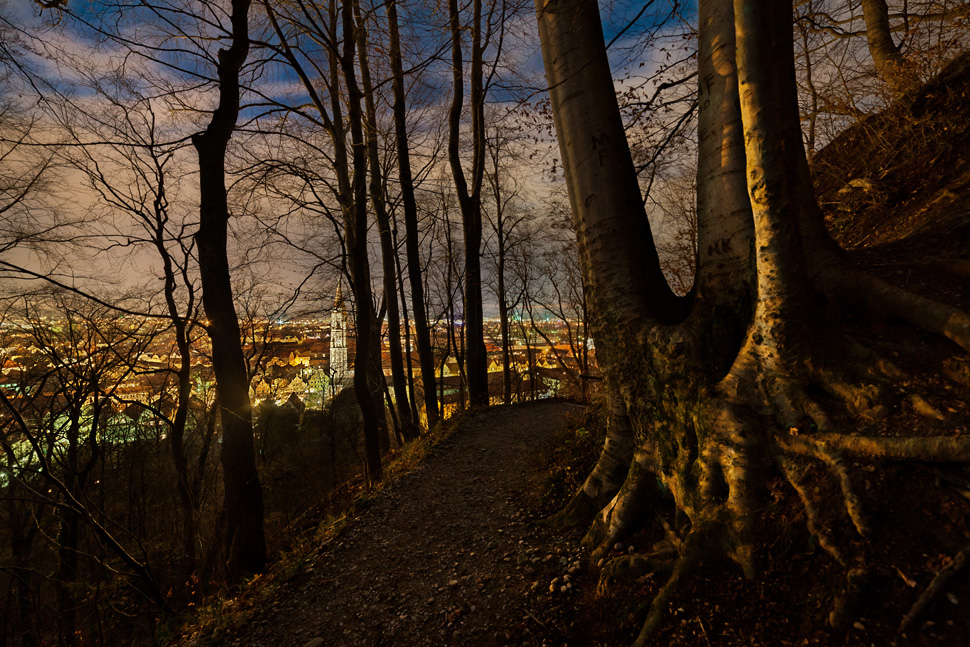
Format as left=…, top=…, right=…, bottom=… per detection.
left=707, top=237, right=733, bottom=255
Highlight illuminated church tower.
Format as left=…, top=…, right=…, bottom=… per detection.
left=330, top=282, right=351, bottom=388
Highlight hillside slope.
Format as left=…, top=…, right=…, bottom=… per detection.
left=814, top=51, right=970, bottom=264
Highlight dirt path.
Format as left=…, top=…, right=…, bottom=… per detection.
left=208, top=400, right=589, bottom=647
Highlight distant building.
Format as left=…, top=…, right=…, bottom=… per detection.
left=330, top=282, right=354, bottom=395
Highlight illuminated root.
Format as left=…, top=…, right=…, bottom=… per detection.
left=583, top=458, right=661, bottom=564
left=779, top=457, right=848, bottom=566
left=820, top=377, right=889, bottom=423
left=779, top=456, right=869, bottom=629
left=719, top=432, right=762, bottom=576
left=547, top=398, right=635, bottom=531
left=898, top=543, right=970, bottom=637
left=547, top=487, right=614, bottom=532
left=781, top=433, right=970, bottom=463
left=815, top=448, right=869, bottom=537
left=596, top=552, right=675, bottom=596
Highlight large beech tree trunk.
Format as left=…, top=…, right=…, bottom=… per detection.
left=537, top=0, right=970, bottom=641
left=192, top=0, right=266, bottom=580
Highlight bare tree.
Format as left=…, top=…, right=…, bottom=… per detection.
left=483, top=122, right=533, bottom=404
left=447, top=0, right=504, bottom=407
left=191, top=0, right=266, bottom=579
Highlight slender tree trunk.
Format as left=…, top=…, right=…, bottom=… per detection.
left=393, top=224, right=422, bottom=426
left=368, top=313, right=390, bottom=454
left=192, top=0, right=265, bottom=580
left=340, top=0, right=383, bottom=483
left=8, top=502, right=38, bottom=647
left=155, top=214, right=199, bottom=597
left=385, top=0, right=439, bottom=426
left=10, top=522, right=38, bottom=647
left=55, top=506, right=80, bottom=647
left=447, top=0, right=489, bottom=407
left=355, top=12, right=416, bottom=440
left=498, top=260, right=512, bottom=404
left=488, top=142, right=514, bottom=405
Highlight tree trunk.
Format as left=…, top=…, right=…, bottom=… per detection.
left=191, top=0, right=266, bottom=580
left=355, top=11, right=416, bottom=440
left=860, top=0, right=915, bottom=95
left=368, top=313, right=391, bottom=454
left=340, top=0, right=383, bottom=484
left=10, top=520, right=38, bottom=647
left=55, top=506, right=80, bottom=647
left=487, top=138, right=515, bottom=405
left=393, top=223, right=422, bottom=426
left=498, top=261, right=512, bottom=404
left=694, top=0, right=756, bottom=375
left=447, top=0, right=489, bottom=407
left=385, top=0, right=440, bottom=427
left=156, top=213, right=199, bottom=598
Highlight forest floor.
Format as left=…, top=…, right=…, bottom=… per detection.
left=173, top=388, right=970, bottom=647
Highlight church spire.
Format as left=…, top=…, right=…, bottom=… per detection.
left=334, top=281, right=344, bottom=310
left=330, top=279, right=350, bottom=390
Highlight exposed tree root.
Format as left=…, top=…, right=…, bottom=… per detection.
left=780, top=433, right=970, bottom=463
left=545, top=396, right=635, bottom=531
left=779, top=457, right=850, bottom=567
left=596, top=551, right=675, bottom=596
left=822, top=262, right=970, bottom=352
left=611, top=336, right=970, bottom=642
left=778, top=452, right=872, bottom=629
left=813, top=447, right=869, bottom=536
left=712, top=406, right=766, bottom=578
left=820, top=378, right=889, bottom=424
left=583, top=455, right=664, bottom=565
left=898, top=543, right=970, bottom=638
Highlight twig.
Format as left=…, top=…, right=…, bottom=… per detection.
left=523, top=609, right=548, bottom=629
left=695, top=616, right=712, bottom=646
left=898, top=544, right=970, bottom=636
